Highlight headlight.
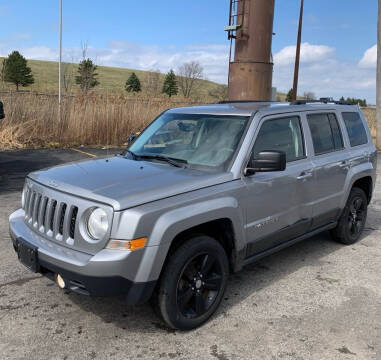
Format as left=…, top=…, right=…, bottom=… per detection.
left=87, top=208, right=109, bottom=240
left=21, top=184, right=27, bottom=208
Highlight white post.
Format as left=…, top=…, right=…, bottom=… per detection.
left=377, top=0, right=381, bottom=150
left=58, top=0, right=62, bottom=123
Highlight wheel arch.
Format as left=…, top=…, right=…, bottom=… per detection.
left=141, top=197, right=246, bottom=283
left=352, top=176, right=373, bottom=204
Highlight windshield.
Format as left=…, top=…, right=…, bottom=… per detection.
left=128, top=112, right=249, bottom=170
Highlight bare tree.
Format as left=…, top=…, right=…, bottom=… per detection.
left=208, top=85, right=228, bottom=101
left=177, top=61, right=203, bottom=98
left=80, top=41, right=88, bottom=60
left=303, top=91, right=316, bottom=101
left=62, top=54, right=77, bottom=93
left=144, top=69, right=161, bottom=96
left=75, top=41, right=99, bottom=94
left=62, top=62, right=75, bottom=93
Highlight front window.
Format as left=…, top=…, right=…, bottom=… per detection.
left=129, top=112, right=249, bottom=170
left=253, top=116, right=305, bottom=162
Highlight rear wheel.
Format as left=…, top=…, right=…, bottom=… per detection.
left=154, top=235, right=229, bottom=330
left=331, top=187, right=368, bottom=245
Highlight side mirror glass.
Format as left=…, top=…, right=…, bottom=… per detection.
left=245, top=150, right=286, bottom=175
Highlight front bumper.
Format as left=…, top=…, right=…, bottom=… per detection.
left=9, top=209, right=156, bottom=304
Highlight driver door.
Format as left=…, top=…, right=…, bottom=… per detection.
left=243, top=113, right=314, bottom=257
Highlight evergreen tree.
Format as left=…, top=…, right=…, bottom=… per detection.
left=3, top=51, right=34, bottom=91
left=75, top=58, right=99, bottom=93
left=125, top=72, right=141, bottom=93
left=286, top=88, right=294, bottom=102
left=162, top=69, right=178, bottom=97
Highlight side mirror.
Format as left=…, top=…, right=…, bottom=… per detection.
left=245, top=150, right=286, bottom=175
left=127, top=134, right=137, bottom=145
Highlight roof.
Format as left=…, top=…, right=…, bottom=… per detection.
left=168, top=101, right=359, bottom=117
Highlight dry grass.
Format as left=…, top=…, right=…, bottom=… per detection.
left=362, top=107, right=376, bottom=142
left=0, top=92, right=198, bottom=149
left=0, top=93, right=377, bottom=150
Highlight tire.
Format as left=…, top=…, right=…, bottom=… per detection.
left=331, top=187, right=368, bottom=245
left=154, top=235, right=229, bottom=330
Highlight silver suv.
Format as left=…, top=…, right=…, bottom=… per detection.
left=9, top=100, right=377, bottom=330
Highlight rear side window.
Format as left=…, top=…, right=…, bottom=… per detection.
left=307, top=113, right=344, bottom=155
left=253, top=116, right=305, bottom=163
left=342, top=112, right=368, bottom=147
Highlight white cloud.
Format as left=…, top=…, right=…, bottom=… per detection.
left=81, top=41, right=230, bottom=84
left=273, top=46, right=376, bottom=103
left=0, top=38, right=376, bottom=103
left=274, top=42, right=335, bottom=66
left=22, top=46, right=58, bottom=61
left=358, top=44, right=377, bottom=69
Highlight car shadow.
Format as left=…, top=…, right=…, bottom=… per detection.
left=66, top=229, right=373, bottom=333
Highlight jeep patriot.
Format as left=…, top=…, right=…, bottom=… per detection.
left=9, top=100, right=377, bottom=330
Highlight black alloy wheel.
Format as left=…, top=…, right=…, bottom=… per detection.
left=347, top=195, right=366, bottom=238
left=331, top=187, right=368, bottom=245
left=176, top=252, right=223, bottom=319
left=154, top=235, right=229, bottom=330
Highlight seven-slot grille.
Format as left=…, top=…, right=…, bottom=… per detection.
left=23, top=186, right=78, bottom=244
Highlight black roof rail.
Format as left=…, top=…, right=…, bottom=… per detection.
left=290, top=98, right=352, bottom=106
left=217, top=100, right=274, bottom=104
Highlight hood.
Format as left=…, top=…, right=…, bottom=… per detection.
left=28, top=156, right=233, bottom=211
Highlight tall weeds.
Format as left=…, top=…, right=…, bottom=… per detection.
left=0, top=92, right=377, bottom=149
left=0, top=92, right=195, bottom=149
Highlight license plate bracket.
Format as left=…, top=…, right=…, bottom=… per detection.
left=17, top=238, right=40, bottom=273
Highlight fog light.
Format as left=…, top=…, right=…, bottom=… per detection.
left=55, top=274, right=66, bottom=289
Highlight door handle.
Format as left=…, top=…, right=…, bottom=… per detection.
left=297, top=172, right=313, bottom=180
left=339, top=161, right=350, bottom=169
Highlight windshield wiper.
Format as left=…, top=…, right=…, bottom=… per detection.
left=137, top=154, right=188, bottom=168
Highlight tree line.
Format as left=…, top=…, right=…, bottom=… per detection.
left=284, top=88, right=368, bottom=106
left=0, top=50, right=207, bottom=98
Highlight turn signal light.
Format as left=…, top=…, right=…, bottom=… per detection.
left=106, top=237, right=147, bottom=251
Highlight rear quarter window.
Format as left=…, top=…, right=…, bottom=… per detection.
left=342, top=112, right=368, bottom=147
left=307, top=113, right=343, bottom=155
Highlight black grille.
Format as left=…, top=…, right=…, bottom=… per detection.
left=58, top=204, right=67, bottom=235
left=42, top=198, right=48, bottom=227
left=50, top=200, right=57, bottom=231
left=70, top=207, right=78, bottom=239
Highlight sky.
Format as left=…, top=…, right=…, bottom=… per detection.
left=0, top=0, right=377, bottom=103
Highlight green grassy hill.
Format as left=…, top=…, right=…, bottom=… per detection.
left=0, top=57, right=226, bottom=98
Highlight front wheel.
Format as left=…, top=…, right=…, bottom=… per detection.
left=331, top=187, right=368, bottom=245
left=154, top=235, right=229, bottom=330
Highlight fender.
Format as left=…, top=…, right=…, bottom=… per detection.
left=340, top=161, right=375, bottom=210
left=137, top=196, right=246, bottom=281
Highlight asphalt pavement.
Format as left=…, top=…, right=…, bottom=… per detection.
left=0, top=149, right=380, bottom=360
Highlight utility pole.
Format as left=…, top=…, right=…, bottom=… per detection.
left=292, top=0, right=304, bottom=101
left=58, top=0, right=62, bottom=123
left=227, top=0, right=275, bottom=101
left=377, top=0, right=381, bottom=150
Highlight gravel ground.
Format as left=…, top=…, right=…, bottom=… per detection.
left=0, top=149, right=380, bottom=360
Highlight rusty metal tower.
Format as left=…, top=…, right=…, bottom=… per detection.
left=226, top=0, right=275, bottom=101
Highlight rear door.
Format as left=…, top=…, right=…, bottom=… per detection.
left=243, top=113, right=315, bottom=257
left=306, top=111, right=350, bottom=228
